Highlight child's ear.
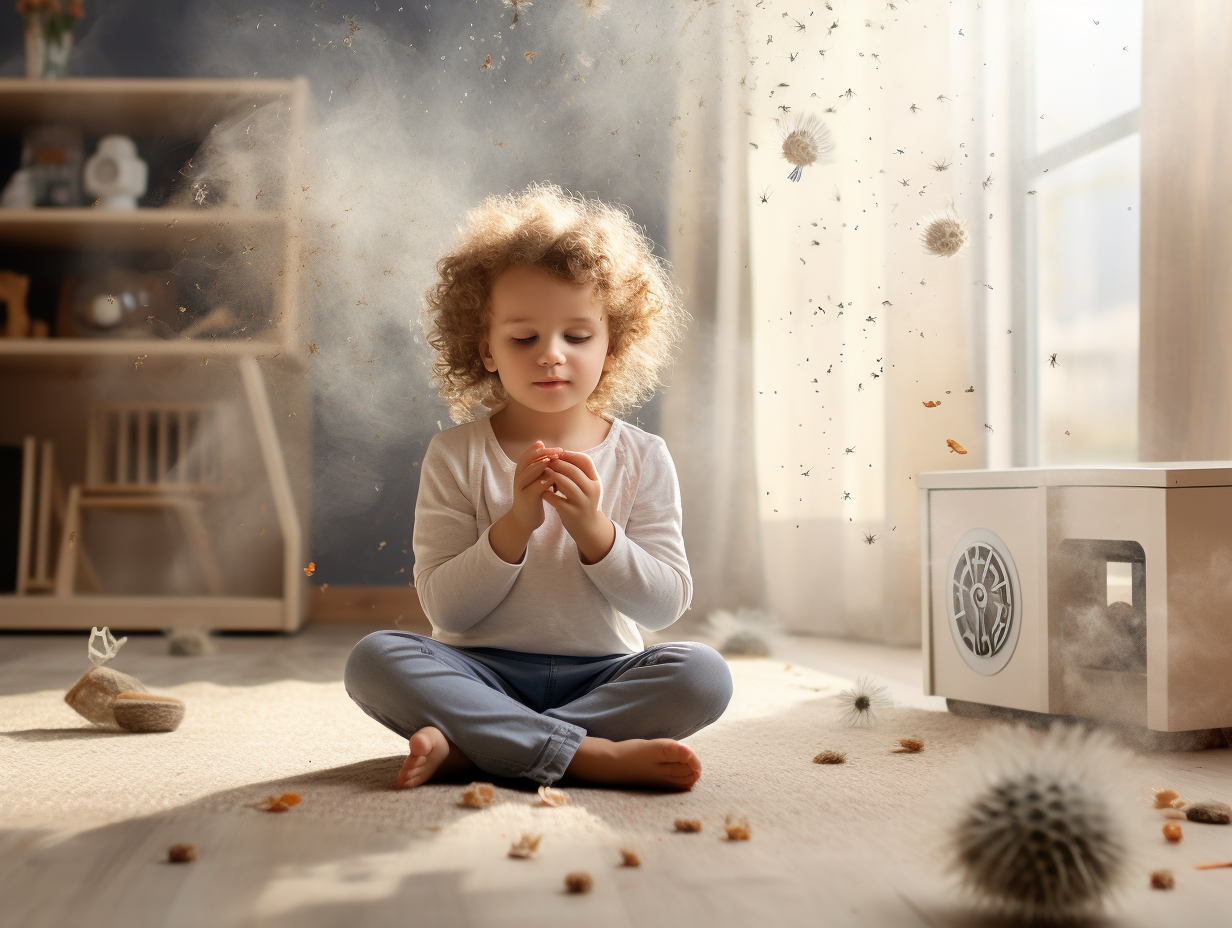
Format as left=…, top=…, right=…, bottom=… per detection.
left=602, top=350, right=613, bottom=373
left=479, top=337, right=497, bottom=373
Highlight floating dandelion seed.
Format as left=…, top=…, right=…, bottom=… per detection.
left=909, top=102, right=920, bottom=113
left=758, top=186, right=772, bottom=204
left=780, top=113, right=835, bottom=182
left=930, top=158, right=952, bottom=172
left=920, top=209, right=969, bottom=257
left=862, top=531, right=877, bottom=545
left=1048, top=352, right=1059, bottom=368
left=982, top=174, right=994, bottom=190
left=574, top=0, right=610, bottom=18
left=837, top=676, right=891, bottom=727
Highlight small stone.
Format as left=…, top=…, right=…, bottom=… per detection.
left=673, top=819, right=702, bottom=833
left=1186, top=800, right=1232, bottom=824
left=1150, top=869, right=1175, bottom=890
left=813, top=750, right=847, bottom=765
left=1163, top=822, right=1183, bottom=843
left=167, top=842, right=197, bottom=863
left=564, top=871, right=593, bottom=893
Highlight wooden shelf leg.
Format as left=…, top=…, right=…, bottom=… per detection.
left=239, top=357, right=303, bottom=632
left=54, top=484, right=82, bottom=597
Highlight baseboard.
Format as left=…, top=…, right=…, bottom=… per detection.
left=307, top=584, right=431, bottom=631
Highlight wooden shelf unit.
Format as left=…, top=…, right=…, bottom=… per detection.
left=0, top=78, right=311, bottom=632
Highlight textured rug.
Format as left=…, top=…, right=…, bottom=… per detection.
left=2, top=642, right=1231, bottom=927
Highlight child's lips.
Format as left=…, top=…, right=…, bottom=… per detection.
left=533, top=380, right=569, bottom=389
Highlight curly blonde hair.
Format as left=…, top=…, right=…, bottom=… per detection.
left=422, top=184, right=688, bottom=423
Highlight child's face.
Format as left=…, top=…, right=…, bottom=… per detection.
left=480, top=265, right=612, bottom=416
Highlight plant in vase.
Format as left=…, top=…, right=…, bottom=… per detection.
left=18, top=0, right=84, bottom=80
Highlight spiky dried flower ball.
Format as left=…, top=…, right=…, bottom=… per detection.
left=837, top=676, right=892, bottom=728
left=920, top=210, right=969, bottom=257
left=780, top=113, right=836, bottom=182
left=948, top=725, right=1130, bottom=921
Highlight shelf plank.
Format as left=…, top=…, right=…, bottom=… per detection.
left=0, top=337, right=287, bottom=360
left=0, top=594, right=291, bottom=631
left=0, top=208, right=286, bottom=250
left=0, top=78, right=302, bottom=138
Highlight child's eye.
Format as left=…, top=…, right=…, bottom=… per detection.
left=512, top=336, right=536, bottom=344
left=565, top=335, right=591, bottom=343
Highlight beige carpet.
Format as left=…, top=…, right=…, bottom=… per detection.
left=3, top=641, right=1232, bottom=927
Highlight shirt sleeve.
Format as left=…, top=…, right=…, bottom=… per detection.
left=412, top=432, right=524, bottom=634
left=580, top=435, right=693, bottom=631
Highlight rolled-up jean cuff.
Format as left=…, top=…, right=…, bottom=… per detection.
left=527, top=721, right=586, bottom=785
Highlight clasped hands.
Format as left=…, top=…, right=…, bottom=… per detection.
left=490, top=440, right=615, bottom=565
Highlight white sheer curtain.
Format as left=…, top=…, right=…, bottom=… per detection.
left=660, top=0, right=766, bottom=625
left=746, top=0, right=985, bottom=643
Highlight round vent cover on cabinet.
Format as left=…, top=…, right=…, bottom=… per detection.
left=946, top=528, right=1022, bottom=675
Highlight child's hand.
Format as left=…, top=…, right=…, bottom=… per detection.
left=507, top=440, right=562, bottom=535
left=541, top=451, right=616, bottom=564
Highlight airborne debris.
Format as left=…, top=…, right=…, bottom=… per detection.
left=813, top=750, right=847, bottom=764
left=946, top=439, right=968, bottom=454
left=574, top=0, right=610, bottom=18
left=460, top=782, right=494, bottom=808
left=481, top=54, right=493, bottom=70
left=538, top=785, right=570, bottom=807
left=923, top=400, right=941, bottom=408
left=862, top=531, right=877, bottom=545
left=921, top=210, right=969, bottom=257
left=780, top=113, right=835, bottom=182
left=303, top=561, right=316, bottom=577
left=504, top=0, right=532, bottom=25
left=524, top=51, right=536, bottom=60
left=508, top=833, right=543, bottom=859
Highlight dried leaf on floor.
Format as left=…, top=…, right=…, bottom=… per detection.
left=673, top=818, right=702, bottom=833
left=1153, top=787, right=1181, bottom=809
left=813, top=750, right=847, bottom=764
left=891, top=738, right=924, bottom=753
left=508, top=833, right=543, bottom=859
left=564, top=871, right=593, bottom=893
left=538, top=785, right=570, bottom=807
left=246, top=793, right=302, bottom=812
left=460, top=782, right=495, bottom=808
left=724, top=815, right=751, bottom=841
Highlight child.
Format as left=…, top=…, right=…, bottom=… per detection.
left=344, top=184, right=732, bottom=791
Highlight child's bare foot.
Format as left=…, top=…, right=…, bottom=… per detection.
left=396, top=727, right=474, bottom=788
left=565, top=737, right=702, bottom=790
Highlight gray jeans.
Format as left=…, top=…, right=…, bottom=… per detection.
left=344, top=631, right=734, bottom=785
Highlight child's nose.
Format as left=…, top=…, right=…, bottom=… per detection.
left=538, top=338, right=567, bottom=365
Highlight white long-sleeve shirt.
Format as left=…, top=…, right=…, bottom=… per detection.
left=412, top=414, right=692, bottom=656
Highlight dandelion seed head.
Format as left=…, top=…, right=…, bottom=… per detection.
left=779, top=113, right=835, bottom=182
left=574, top=0, right=610, bottom=18
left=837, top=675, right=891, bottom=727
left=920, top=209, right=968, bottom=257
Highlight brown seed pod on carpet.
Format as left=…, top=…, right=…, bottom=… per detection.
left=813, top=750, right=847, bottom=764
left=564, top=872, right=593, bottom=893
left=168, top=843, right=197, bottom=863
left=1150, top=870, right=1175, bottom=890
left=618, top=848, right=641, bottom=867
left=673, top=819, right=702, bottom=833
left=247, top=793, right=302, bottom=812
left=891, top=738, right=924, bottom=753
